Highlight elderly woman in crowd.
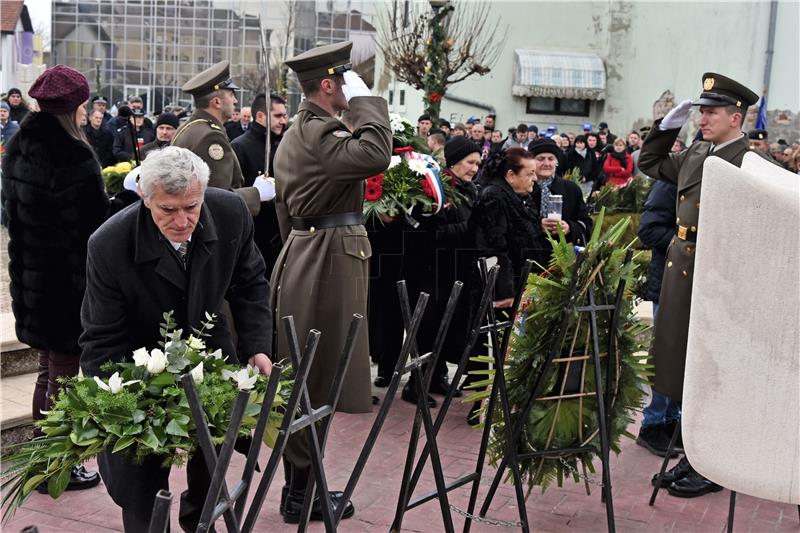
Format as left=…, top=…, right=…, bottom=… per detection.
left=400, top=137, right=481, bottom=407
left=463, top=147, right=550, bottom=422
left=2, top=66, right=136, bottom=493
left=530, top=138, right=593, bottom=254
left=603, top=137, right=635, bottom=187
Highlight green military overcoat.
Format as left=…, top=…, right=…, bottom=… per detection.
left=271, top=97, right=391, bottom=444
left=638, top=120, right=768, bottom=401
left=171, top=108, right=261, bottom=215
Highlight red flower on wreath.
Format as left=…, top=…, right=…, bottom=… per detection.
left=393, top=146, right=414, bottom=155
left=419, top=178, right=435, bottom=199
left=428, top=92, right=442, bottom=103
left=365, top=183, right=383, bottom=202
left=367, top=173, right=384, bottom=187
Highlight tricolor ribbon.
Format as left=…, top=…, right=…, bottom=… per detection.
left=404, top=151, right=445, bottom=214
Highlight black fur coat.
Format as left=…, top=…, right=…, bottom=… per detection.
left=2, top=112, right=111, bottom=353
left=473, top=177, right=550, bottom=300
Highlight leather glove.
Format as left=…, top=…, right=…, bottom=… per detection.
left=253, top=176, right=275, bottom=202
left=659, top=99, right=694, bottom=131
left=342, top=71, right=371, bottom=101
left=123, top=167, right=141, bottom=192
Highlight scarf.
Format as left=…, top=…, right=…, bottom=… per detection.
left=538, top=176, right=555, bottom=216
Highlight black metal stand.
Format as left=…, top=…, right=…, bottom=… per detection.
left=478, top=250, right=633, bottom=533
left=242, top=314, right=363, bottom=533
left=649, top=422, right=682, bottom=506
left=147, top=489, right=172, bottom=533
left=389, top=259, right=538, bottom=533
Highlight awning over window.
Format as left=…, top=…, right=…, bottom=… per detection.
left=513, top=49, right=606, bottom=100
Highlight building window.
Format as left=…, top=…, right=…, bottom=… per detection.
left=526, top=97, right=590, bottom=117
left=388, top=90, right=394, bottom=105
left=399, top=89, right=405, bottom=106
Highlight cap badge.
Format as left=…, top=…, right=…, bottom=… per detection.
left=703, top=77, right=715, bottom=91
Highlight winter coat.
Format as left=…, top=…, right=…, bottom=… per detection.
left=564, top=147, right=601, bottom=184
left=1, top=112, right=111, bottom=354
left=113, top=124, right=155, bottom=162
left=0, top=120, right=19, bottom=144
left=603, top=150, right=634, bottom=187
left=473, top=177, right=550, bottom=300
left=140, top=138, right=170, bottom=160
left=231, top=121, right=284, bottom=276
left=8, top=103, right=28, bottom=124
left=84, top=123, right=116, bottom=167
left=531, top=175, right=593, bottom=248
left=637, top=180, right=677, bottom=303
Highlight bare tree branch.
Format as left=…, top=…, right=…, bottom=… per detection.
left=377, top=1, right=506, bottom=94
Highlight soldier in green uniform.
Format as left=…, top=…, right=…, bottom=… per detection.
left=271, top=41, right=392, bottom=523
left=172, top=60, right=274, bottom=215
left=639, top=73, right=773, bottom=498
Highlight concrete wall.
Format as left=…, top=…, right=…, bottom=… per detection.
left=374, top=1, right=799, bottom=139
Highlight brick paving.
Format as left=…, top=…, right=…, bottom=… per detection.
left=4, top=392, right=799, bottom=532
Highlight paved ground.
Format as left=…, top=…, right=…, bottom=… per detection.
left=2, top=225, right=798, bottom=532
left=4, top=392, right=799, bottom=533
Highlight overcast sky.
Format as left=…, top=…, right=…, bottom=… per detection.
left=26, top=0, right=51, bottom=49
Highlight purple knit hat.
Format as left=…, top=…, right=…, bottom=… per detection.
left=28, top=65, right=90, bottom=115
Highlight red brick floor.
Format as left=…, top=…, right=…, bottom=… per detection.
left=4, top=390, right=799, bottom=533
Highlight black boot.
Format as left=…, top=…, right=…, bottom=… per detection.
left=667, top=460, right=723, bottom=498
left=636, top=424, right=679, bottom=457
left=651, top=456, right=692, bottom=487
left=281, top=464, right=355, bottom=524
left=401, top=380, right=436, bottom=408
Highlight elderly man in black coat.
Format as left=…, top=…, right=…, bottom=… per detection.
left=80, top=146, right=273, bottom=532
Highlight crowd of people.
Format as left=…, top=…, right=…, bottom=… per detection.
left=0, top=54, right=796, bottom=531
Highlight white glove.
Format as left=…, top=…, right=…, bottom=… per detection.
left=123, top=167, right=141, bottom=192
left=253, top=176, right=275, bottom=202
left=342, top=71, right=371, bottom=101
left=659, top=99, right=694, bottom=131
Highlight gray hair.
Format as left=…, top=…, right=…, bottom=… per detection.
left=138, top=146, right=210, bottom=198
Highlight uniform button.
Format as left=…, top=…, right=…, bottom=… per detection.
left=690, top=225, right=697, bottom=232
left=680, top=195, right=685, bottom=201
left=309, top=226, right=316, bottom=233
left=686, top=246, right=694, bottom=253
left=676, top=217, right=680, bottom=223
left=682, top=270, right=688, bottom=277
left=667, top=261, right=673, bottom=268
left=360, top=250, right=365, bottom=257
left=696, top=202, right=700, bottom=208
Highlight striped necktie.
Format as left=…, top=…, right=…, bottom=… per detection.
left=177, top=241, right=189, bottom=267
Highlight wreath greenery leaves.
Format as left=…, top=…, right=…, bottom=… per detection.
left=466, top=211, right=652, bottom=495
left=1, top=311, right=292, bottom=524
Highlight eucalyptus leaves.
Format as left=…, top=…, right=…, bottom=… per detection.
left=1, top=311, right=292, bottom=525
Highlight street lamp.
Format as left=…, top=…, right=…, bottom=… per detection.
left=94, top=57, right=102, bottom=94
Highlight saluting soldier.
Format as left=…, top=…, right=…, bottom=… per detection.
left=172, top=60, right=273, bottom=215
left=271, top=41, right=392, bottom=523
left=638, top=73, right=774, bottom=498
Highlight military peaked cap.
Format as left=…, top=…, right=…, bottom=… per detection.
left=182, top=60, right=240, bottom=97
left=693, top=72, right=759, bottom=109
left=748, top=129, right=768, bottom=141
left=285, top=41, right=353, bottom=82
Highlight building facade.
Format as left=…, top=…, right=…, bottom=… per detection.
left=375, top=1, right=800, bottom=142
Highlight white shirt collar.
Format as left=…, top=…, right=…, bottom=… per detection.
left=711, top=133, right=745, bottom=153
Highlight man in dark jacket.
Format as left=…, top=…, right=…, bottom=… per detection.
left=140, top=112, right=179, bottom=159
left=636, top=180, right=681, bottom=457
left=84, top=109, right=115, bottom=167
left=4, top=88, right=29, bottom=123
left=232, top=93, right=288, bottom=276
left=90, top=95, right=115, bottom=131
left=80, top=146, right=272, bottom=532
left=113, top=108, right=155, bottom=162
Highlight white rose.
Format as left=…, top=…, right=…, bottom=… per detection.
left=95, top=372, right=139, bottom=394
left=132, top=347, right=150, bottom=367
left=190, top=362, right=204, bottom=384
left=187, top=335, right=205, bottom=351
left=388, top=155, right=402, bottom=169
left=147, top=349, right=169, bottom=374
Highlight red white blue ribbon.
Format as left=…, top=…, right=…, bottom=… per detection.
left=404, top=151, right=445, bottom=214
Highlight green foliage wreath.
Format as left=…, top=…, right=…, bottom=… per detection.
left=468, top=212, right=651, bottom=495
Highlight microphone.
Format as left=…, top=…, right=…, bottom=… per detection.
left=117, top=105, right=133, bottom=117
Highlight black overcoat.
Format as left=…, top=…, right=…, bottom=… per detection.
left=532, top=176, right=593, bottom=249
left=79, top=188, right=272, bottom=377
left=2, top=112, right=111, bottom=354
